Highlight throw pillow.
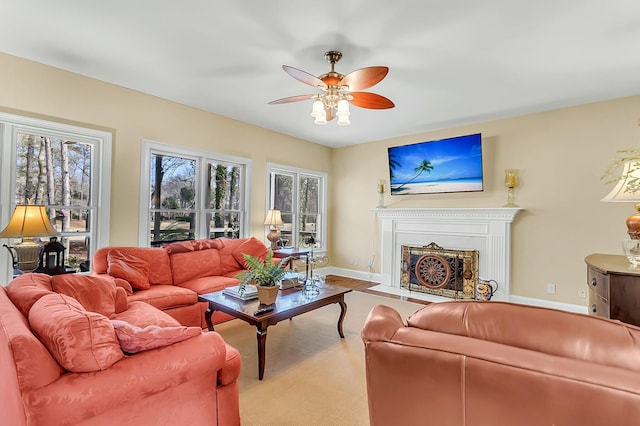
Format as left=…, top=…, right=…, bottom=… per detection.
left=29, top=293, right=124, bottom=372
left=232, top=237, right=269, bottom=269
left=164, top=238, right=225, bottom=254
left=107, top=250, right=151, bottom=290
left=114, top=286, right=128, bottom=314
left=113, top=277, right=134, bottom=295
left=51, top=274, right=117, bottom=318
left=110, top=319, right=202, bottom=354
left=6, top=273, right=54, bottom=317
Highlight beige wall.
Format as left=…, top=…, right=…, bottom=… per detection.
left=3, top=52, right=639, bottom=305
left=0, top=52, right=331, bottom=245
left=332, top=95, right=640, bottom=305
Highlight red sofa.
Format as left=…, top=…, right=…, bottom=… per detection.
left=1, top=272, right=241, bottom=426
left=362, top=301, right=640, bottom=426
left=92, top=237, right=269, bottom=328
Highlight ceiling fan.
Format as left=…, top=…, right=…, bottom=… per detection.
left=268, top=50, right=394, bottom=126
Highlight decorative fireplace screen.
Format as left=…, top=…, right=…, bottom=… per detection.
left=401, top=242, right=478, bottom=299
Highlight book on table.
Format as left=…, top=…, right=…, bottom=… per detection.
left=223, top=284, right=258, bottom=301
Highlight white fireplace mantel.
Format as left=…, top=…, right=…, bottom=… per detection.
left=373, top=207, right=522, bottom=302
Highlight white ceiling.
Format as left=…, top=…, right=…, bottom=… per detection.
left=2, top=1, right=640, bottom=148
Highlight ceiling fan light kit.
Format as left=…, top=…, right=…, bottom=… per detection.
left=269, top=50, right=394, bottom=126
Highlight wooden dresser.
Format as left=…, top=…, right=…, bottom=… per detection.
left=585, top=254, right=640, bottom=327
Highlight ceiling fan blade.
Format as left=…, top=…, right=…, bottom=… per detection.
left=340, top=66, right=389, bottom=91
left=268, top=94, right=315, bottom=104
left=283, top=65, right=328, bottom=89
left=349, top=92, right=395, bottom=109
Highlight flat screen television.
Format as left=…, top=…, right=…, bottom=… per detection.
left=387, top=133, right=483, bottom=195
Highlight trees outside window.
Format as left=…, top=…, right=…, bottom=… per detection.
left=15, top=133, right=93, bottom=265
left=0, top=113, right=111, bottom=281
left=141, top=140, right=250, bottom=246
left=149, top=154, right=197, bottom=244
left=267, top=163, right=326, bottom=251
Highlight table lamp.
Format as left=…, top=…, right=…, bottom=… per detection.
left=601, top=160, right=640, bottom=265
left=601, top=160, right=640, bottom=238
left=264, top=209, right=283, bottom=250
left=0, top=204, right=59, bottom=271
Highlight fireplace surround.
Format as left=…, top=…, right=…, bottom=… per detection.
left=372, top=207, right=522, bottom=302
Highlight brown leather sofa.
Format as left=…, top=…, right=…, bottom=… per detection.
left=362, top=300, right=640, bottom=426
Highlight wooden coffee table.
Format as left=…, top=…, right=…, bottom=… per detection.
left=198, top=285, right=352, bottom=380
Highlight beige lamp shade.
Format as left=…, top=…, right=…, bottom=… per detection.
left=264, top=209, right=283, bottom=250
left=602, top=160, right=640, bottom=202
left=263, top=209, right=283, bottom=227
left=602, top=160, right=640, bottom=239
left=0, top=205, right=59, bottom=239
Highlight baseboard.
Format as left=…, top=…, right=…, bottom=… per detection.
left=508, top=295, right=588, bottom=314
left=323, top=267, right=588, bottom=314
left=320, top=266, right=381, bottom=283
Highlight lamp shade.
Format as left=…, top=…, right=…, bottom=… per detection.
left=311, top=99, right=324, bottom=118
left=337, top=99, right=350, bottom=117
left=264, top=209, right=283, bottom=226
left=601, top=160, right=640, bottom=202
left=602, top=160, right=640, bottom=239
left=337, top=114, right=351, bottom=126
left=313, top=110, right=327, bottom=125
left=0, top=205, right=59, bottom=238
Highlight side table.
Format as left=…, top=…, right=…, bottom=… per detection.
left=273, top=247, right=312, bottom=280
left=585, top=253, right=640, bottom=326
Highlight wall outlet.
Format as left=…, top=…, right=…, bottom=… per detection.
left=366, top=260, right=372, bottom=268
left=578, top=289, right=587, bottom=298
left=546, top=283, right=556, bottom=294
left=351, top=258, right=359, bottom=266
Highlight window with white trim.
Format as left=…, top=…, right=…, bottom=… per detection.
left=267, top=163, right=327, bottom=251
left=140, top=140, right=251, bottom=246
left=0, top=113, right=112, bottom=281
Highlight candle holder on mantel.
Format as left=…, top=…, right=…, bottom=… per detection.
left=504, top=169, right=519, bottom=207
left=377, top=179, right=386, bottom=208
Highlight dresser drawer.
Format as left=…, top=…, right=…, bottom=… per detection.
left=588, top=288, right=610, bottom=318
left=587, top=267, right=609, bottom=299
left=586, top=254, right=640, bottom=326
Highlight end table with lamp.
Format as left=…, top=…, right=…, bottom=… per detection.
left=601, top=158, right=640, bottom=267
left=1, top=204, right=76, bottom=276
left=594, top=157, right=640, bottom=327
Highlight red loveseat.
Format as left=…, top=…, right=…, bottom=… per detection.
left=92, top=237, right=270, bottom=328
left=1, top=272, right=241, bottom=426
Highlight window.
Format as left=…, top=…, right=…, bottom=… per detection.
left=267, top=163, right=327, bottom=251
left=0, top=113, right=111, bottom=281
left=140, top=140, right=251, bottom=246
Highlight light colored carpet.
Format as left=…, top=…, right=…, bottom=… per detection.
left=214, top=290, right=425, bottom=426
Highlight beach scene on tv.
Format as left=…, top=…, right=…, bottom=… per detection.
left=388, top=133, right=483, bottom=195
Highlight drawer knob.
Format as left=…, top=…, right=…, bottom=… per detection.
left=591, top=304, right=597, bottom=313
left=591, top=277, right=597, bottom=287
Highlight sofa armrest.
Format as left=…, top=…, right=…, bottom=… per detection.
left=361, top=305, right=405, bottom=344
left=218, top=343, right=242, bottom=386
left=23, top=331, right=231, bottom=424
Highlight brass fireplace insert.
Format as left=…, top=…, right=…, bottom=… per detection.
left=400, top=242, right=478, bottom=299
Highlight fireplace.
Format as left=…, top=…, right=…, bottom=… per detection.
left=373, top=208, right=521, bottom=303
left=401, top=243, right=478, bottom=299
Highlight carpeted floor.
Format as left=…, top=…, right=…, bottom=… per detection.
left=213, top=289, right=425, bottom=426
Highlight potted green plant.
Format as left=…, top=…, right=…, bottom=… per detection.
left=236, top=250, right=290, bottom=305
